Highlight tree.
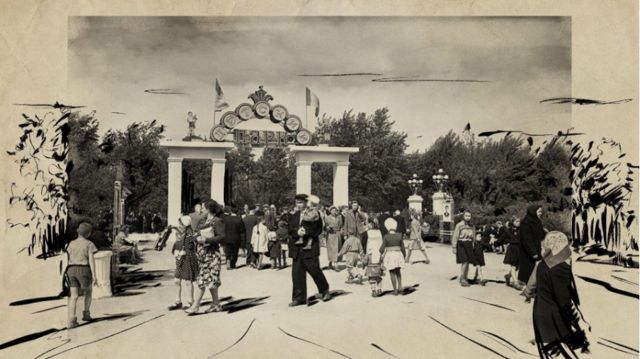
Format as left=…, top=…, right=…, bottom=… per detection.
left=67, top=111, right=114, bottom=219
left=254, top=147, right=295, bottom=208
left=315, top=108, right=411, bottom=212
left=226, top=146, right=258, bottom=207
left=99, top=120, right=168, bottom=217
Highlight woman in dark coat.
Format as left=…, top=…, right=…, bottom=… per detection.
left=518, top=205, right=546, bottom=285
left=499, top=217, right=522, bottom=289
left=532, top=231, right=590, bottom=358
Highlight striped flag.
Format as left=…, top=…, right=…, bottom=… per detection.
left=215, top=79, right=229, bottom=112
left=305, top=87, right=320, bottom=117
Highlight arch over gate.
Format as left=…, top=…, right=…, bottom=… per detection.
left=160, top=85, right=359, bottom=226
left=210, top=85, right=313, bottom=146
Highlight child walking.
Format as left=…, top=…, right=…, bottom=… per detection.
left=471, top=232, right=488, bottom=286
left=338, top=235, right=364, bottom=284
left=275, top=220, right=289, bottom=268
left=380, top=218, right=407, bottom=295
left=268, top=231, right=280, bottom=269
left=168, top=216, right=199, bottom=310
left=64, top=222, right=98, bottom=328
left=250, top=210, right=269, bottom=269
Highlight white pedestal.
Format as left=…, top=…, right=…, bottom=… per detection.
left=93, top=251, right=113, bottom=299
left=432, top=191, right=454, bottom=217
left=407, top=195, right=423, bottom=213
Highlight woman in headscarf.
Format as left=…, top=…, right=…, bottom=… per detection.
left=324, top=206, right=343, bottom=270
left=532, top=231, right=590, bottom=358
left=451, top=211, right=475, bottom=287
left=186, top=200, right=225, bottom=315
left=518, top=205, right=546, bottom=286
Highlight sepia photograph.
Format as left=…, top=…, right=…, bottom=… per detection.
left=0, top=4, right=638, bottom=359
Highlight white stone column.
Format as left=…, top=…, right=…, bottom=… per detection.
left=296, top=160, right=312, bottom=195
left=167, top=157, right=183, bottom=226
left=407, top=195, right=424, bottom=213
left=333, top=161, right=349, bottom=207
left=210, top=158, right=226, bottom=205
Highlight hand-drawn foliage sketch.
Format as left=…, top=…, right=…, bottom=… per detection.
left=7, top=107, right=71, bottom=257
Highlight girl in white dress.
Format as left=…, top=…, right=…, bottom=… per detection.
left=250, top=211, right=269, bottom=269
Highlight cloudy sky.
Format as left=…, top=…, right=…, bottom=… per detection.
left=68, top=16, right=571, bottom=151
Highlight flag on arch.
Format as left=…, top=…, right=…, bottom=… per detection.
left=215, top=79, right=229, bottom=112
left=305, top=87, right=320, bottom=117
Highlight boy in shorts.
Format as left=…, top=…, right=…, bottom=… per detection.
left=65, top=222, right=98, bottom=328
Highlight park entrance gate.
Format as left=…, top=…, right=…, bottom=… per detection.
left=160, top=86, right=358, bottom=226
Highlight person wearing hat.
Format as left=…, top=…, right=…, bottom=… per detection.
left=379, top=217, right=407, bottom=295
left=344, top=200, right=368, bottom=251
left=324, top=206, right=343, bottom=270
left=287, top=193, right=330, bottom=306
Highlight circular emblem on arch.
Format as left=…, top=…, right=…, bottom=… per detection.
left=253, top=101, right=271, bottom=118
left=296, top=129, right=312, bottom=145
left=210, top=125, right=229, bottom=142
left=270, top=105, right=288, bottom=123
left=221, top=112, right=240, bottom=129
left=235, top=103, right=254, bottom=121
left=284, top=115, right=302, bottom=132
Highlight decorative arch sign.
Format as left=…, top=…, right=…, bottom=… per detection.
left=210, top=85, right=313, bottom=146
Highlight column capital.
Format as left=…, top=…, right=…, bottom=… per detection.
left=211, top=158, right=227, bottom=164
left=167, top=157, right=183, bottom=163
left=295, top=160, right=313, bottom=166
left=335, top=161, right=350, bottom=166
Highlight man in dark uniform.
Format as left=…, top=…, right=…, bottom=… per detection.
left=288, top=193, right=330, bottom=307
left=223, top=205, right=245, bottom=269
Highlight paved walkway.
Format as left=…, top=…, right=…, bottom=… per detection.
left=1, top=232, right=638, bottom=358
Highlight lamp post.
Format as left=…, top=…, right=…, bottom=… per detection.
left=407, top=173, right=423, bottom=195
left=406, top=173, right=424, bottom=213
left=432, top=168, right=449, bottom=193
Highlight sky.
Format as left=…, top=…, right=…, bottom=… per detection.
left=67, top=16, right=571, bottom=152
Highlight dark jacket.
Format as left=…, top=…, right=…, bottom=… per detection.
left=242, top=214, right=258, bottom=244
left=518, top=206, right=546, bottom=283
left=533, top=250, right=589, bottom=358
left=288, top=209, right=323, bottom=259
left=496, top=226, right=519, bottom=246
left=393, top=215, right=406, bottom=235
left=223, top=214, right=245, bottom=245
left=378, top=213, right=391, bottom=236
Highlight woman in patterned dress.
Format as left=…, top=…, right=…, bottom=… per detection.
left=186, top=200, right=226, bottom=315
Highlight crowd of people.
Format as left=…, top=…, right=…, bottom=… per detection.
left=63, top=194, right=591, bottom=357
left=451, top=206, right=590, bottom=357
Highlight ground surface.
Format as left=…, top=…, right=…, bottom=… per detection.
left=1, top=232, right=638, bottom=358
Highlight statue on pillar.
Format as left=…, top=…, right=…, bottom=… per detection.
left=183, top=111, right=203, bottom=141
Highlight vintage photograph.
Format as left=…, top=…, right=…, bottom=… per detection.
left=1, top=10, right=638, bottom=359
